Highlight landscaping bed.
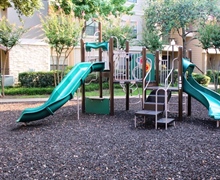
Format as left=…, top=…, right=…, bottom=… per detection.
left=0, top=97, right=219, bottom=179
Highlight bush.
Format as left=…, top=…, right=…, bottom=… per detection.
left=18, top=65, right=76, bottom=88
left=19, top=72, right=55, bottom=87
left=173, top=69, right=210, bottom=86
left=192, top=73, right=210, bottom=86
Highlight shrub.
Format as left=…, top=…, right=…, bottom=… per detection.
left=192, top=73, right=210, bottom=86
left=173, top=70, right=210, bottom=86
left=19, top=72, right=55, bottom=87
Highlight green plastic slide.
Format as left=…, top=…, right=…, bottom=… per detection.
left=183, top=58, right=220, bottom=120
left=16, top=62, right=105, bottom=123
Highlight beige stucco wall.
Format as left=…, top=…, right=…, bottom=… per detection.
left=186, top=38, right=204, bottom=73
left=170, top=30, right=205, bottom=73
left=9, top=39, right=50, bottom=83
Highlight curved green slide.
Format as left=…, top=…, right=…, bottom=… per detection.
left=183, top=58, right=220, bottom=120
left=17, top=62, right=105, bottom=123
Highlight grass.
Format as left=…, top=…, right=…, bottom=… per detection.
left=2, top=86, right=143, bottom=99
left=7, top=82, right=219, bottom=99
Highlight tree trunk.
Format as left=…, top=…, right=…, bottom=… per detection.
left=81, top=21, right=87, bottom=38
left=1, top=50, right=9, bottom=97
left=208, top=56, right=217, bottom=91
left=214, top=53, right=219, bottom=91
left=181, top=28, right=187, bottom=58
left=56, top=54, right=60, bottom=85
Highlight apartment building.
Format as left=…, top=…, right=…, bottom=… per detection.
left=0, top=0, right=50, bottom=85
left=0, top=0, right=146, bottom=85
left=0, top=0, right=214, bottom=85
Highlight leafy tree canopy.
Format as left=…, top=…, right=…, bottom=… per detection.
left=102, top=17, right=134, bottom=49
left=0, top=0, right=42, bottom=16
left=197, top=21, right=220, bottom=90
left=41, top=9, right=82, bottom=50
left=0, top=16, right=26, bottom=96
left=145, top=0, right=218, bottom=35
left=144, top=0, right=220, bottom=56
left=0, top=16, right=26, bottom=50
left=141, top=28, right=163, bottom=54
left=54, top=0, right=134, bottom=20
left=52, top=0, right=134, bottom=36
left=41, top=8, right=83, bottom=85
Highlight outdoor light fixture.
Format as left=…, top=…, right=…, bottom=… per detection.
left=170, top=39, right=176, bottom=46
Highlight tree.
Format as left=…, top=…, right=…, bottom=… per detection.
left=0, top=16, right=26, bottom=97
left=141, top=28, right=162, bottom=54
left=197, top=21, right=220, bottom=90
left=41, top=8, right=82, bottom=86
left=144, top=0, right=220, bottom=57
left=102, top=17, right=134, bottom=49
left=0, top=0, right=42, bottom=16
left=52, top=0, right=134, bottom=37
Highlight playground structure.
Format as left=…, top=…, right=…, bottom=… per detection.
left=16, top=22, right=220, bottom=129
left=81, top=38, right=155, bottom=116
left=134, top=47, right=220, bottom=129
left=79, top=22, right=156, bottom=116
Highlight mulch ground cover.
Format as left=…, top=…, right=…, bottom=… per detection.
left=0, top=97, right=220, bottom=179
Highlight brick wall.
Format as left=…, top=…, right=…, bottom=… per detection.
left=9, top=39, right=50, bottom=84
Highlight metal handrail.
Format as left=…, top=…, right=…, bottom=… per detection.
left=164, top=57, right=178, bottom=88
left=155, top=87, right=168, bottom=129
left=142, top=58, right=152, bottom=108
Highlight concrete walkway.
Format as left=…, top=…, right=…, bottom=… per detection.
left=0, top=97, right=48, bottom=103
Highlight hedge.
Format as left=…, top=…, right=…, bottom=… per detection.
left=18, top=71, right=55, bottom=87
left=192, top=73, right=210, bottom=86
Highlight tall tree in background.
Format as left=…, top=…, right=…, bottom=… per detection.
left=52, top=0, right=134, bottom=37
left=141, top=28, right=162, bottom=54
left=102, top=17, right=134, bottom=49
left=0, top=17, right=26, bottom=96
left=41, top=8, right=82, bottom=86
left=0, top=0, right=42, bottom=16
left=144, top=0, right=220, bottom=57
left=0, top=0, right=42, bottom=97
left=197, top=21, right=220, bottom=90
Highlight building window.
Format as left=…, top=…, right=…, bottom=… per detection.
left=85, top=21, right=98, bottom=36
left=121, top=20, right=138, bottom=39
left=130, top=21, right=137, bottom=39
left=127, top=0, right=137, bottom=3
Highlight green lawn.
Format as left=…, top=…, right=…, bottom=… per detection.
left=3, top=87, right=143, bottom=99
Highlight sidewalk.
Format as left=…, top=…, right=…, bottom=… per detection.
left=0, top=97, right=48, bottom=103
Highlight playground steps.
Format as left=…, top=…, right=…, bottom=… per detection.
left=144, top=89, right=171, bottom=111
left=134, top=88, right=175, bottom=129
left=134, top=110, right=163, bottom=128
left=144, top=102, right=165, bottom=111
